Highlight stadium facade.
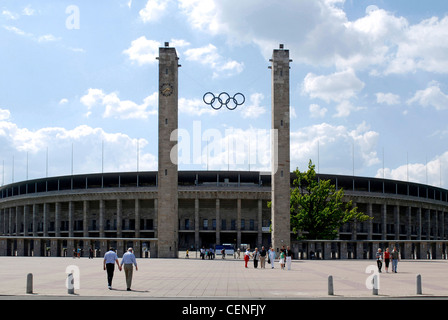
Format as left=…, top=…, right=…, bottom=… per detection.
left=1, top=44, right=448, bottom=259
left=0, top=171, right=448, bottom=259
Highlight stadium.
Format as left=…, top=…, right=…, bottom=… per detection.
left=1, top=44, right=448, bottom=260
left=1, top=170, right=447, bottom=259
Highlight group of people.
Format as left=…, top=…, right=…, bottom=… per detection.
left=103, top=247, right=138, bottom=291
left=244, top=245, right=293, bottom=270
left=376, top=246, right=400, bottom=273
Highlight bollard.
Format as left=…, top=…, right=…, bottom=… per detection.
left=372, top=275, right=378, bottom=295
left=67, top=273, right=75, bottom=294
left=416, top=274, right=422, bottom=295
left=26, top=273, right=33, bottom=294
left=328, top=275, right=334, bottom=295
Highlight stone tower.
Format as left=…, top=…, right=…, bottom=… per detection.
left=157, top=43, right=179, bottom=258
left=270, top=44, right=291, bottom=252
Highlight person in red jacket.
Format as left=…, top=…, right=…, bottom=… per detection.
left=383, top=247, right=391, bottom=273
left=244, top=248, right=250, bottom=268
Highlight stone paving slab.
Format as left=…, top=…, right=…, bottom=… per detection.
left=0, top=256, right=447, bottom=299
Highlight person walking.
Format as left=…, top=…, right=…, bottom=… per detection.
left=391, top=246, right=400, bottom=273
left=285, top=246, right=293, bottom=270
left=259, top=246, right=267, bottom=269
left=279, top=250, right=285, bottom=270
left=121, top=247, right=138, bottom=291
left=268, top=247, right=276, bottom=269
left=384, top=247, right=391, bottom=273
left=244, top=248, right=250, bottom=268
left=252, top=248, right=260, bottom=268
left=376, top=248, right=383, bottom=273
left=103, top=247, right=121, bottom=290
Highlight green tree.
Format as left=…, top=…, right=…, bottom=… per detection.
left=290, top=160, right=372, bottom=240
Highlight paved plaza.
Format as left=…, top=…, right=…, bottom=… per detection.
left=0, top=255, right=448, bottom=299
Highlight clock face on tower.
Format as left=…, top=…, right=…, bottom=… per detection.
left=160, top=83, right=173, bottom=97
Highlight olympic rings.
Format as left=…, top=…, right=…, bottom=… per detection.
left=203, top=92, right=245, bottom=110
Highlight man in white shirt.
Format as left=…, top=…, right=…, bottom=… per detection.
left=103, top=248, right=121, bottom=290
left=121, top=247, right=138, bottom=291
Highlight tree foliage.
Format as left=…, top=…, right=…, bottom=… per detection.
left=290, top=160, right=372, bottom=240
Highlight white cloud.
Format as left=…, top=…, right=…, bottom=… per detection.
left=376, top=151, right=448, bottom=188
left=178, top=1, right=448, bottom=75
left=123, top=36, right=160, bottom=65
left=407, top=82, right=448, bottom=110
left=376, top=92, right=400, bottom=105
left=139, top=0, right=169, bottom=23
left=334, top=100, right=365, bottom=118
left=387, top=16, right=448, bottom=74
left=291, top=122, right=379, bottom=173
left=80, top=88, right=158, bottom=119
left=2, top=10, right=19, bottom=20
left=22, top=5, right=35, bottom=16
left=3, top=25, right=31, bottom=37
left=0, top=108, right=11, bottom=121
left=179, top=97, right=216, bottom=116
left=309, top=104, right=327, bottom=118
left=59, top=98, right=68, bottom=105
left=170, top=38, right=190, bottom=48
left=240, top=93, right=266, bottom=119
left=37, top=34, right=60, bottom=43
left=302, top=69, right=365, bottom=103
left=184, top=44, right=244, bottom=78
left=0, top=116, right=157, bottom=182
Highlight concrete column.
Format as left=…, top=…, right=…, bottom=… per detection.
left=16, top=206, right=22, bottom=236
left=51, top=239, right=58, bottom=257
left=440, top=210, right=445, bottom=240
left=8, top=207, right=12, bottom=235
left=257, top=199, right=262, bottom=247
left=356, top=242, right=364, bottom=259
left=352, top=202, right=357, bottom=240
left=367, top=203, right=373, bottom=240
left=32, top=205, right=37, bottom=236
left=67, top=239, right=74, bottom=257
left=116, top=199, right=122, bottom=238
left=436, top=241, right=443, bottom=259
left=157, top=43, right=179, bottom=258
left=0, top=209, right=4, bottom=235
left=55, top=202, right=61, bottom=237
left=99, top=199, right=105, bottom=238
left=341, top=242, right=348, bottom=259
left=407, top=206, right=412, bottom=240
left=194, top=197, right=199, bottom=249
left=23, top=205, right=29, bottom=236
left=417, top=207, right=422, bottom=240
left=83, top=200, right=89, bottom=237
left=42, top=203, right=48, bottom=237
left=135, top=198, right=140, bottom=238
left=394, top=205, right=400, bottom=239
left=435, top=209, right=439, bottom=240
left=0, top=239, right=7, bottom=255
left=154, top=198, right=158, bottom=237
left=33, top=239, right=42, bottom=257
left=68, top=201, right=74, bottom=237
left=17, top=239, right=24, bottom=256
left=83, top=239, right=91, bottom=257
left=270, top=44, right=291, bottom=252
left=381, top=204, right=387, bottom=239
left=215, top=198, right=220, bottom=245
left=324, top=242, right=331, bottom=260
left=133, top=240, right=141, bottom=258
left=117, top=240, right=124, bottom=257
left=237, top=198, right=241, bottom=247
left=425, top=209, right=431, bottom=239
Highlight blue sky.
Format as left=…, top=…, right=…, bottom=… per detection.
left=1, top=0, right=448, bottom=189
